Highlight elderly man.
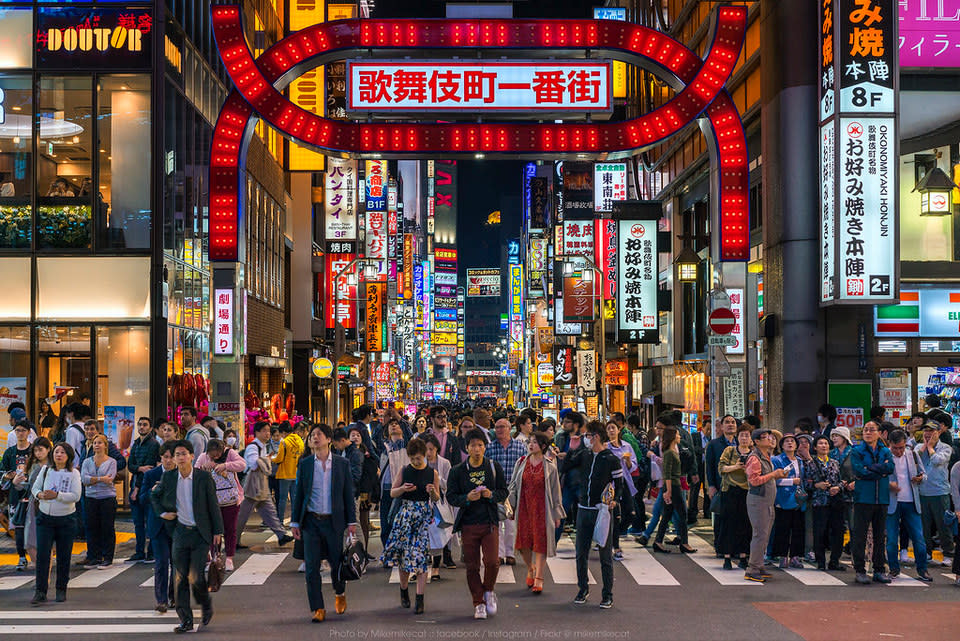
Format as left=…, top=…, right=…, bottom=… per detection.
left=486, top=418, right=526, bottom=565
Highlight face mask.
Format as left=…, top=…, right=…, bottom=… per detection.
left=582, top=435, right=593, bottom=448
left=226, top=437, right=237, bottom=446
left=817, top=414, right=825, bottom=423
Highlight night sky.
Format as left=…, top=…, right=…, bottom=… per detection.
left=456, top=159, right=525, bottom=276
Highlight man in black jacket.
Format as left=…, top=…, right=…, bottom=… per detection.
left=447, top=429, right=508, bottom=620
left=561, top=421, right=624, bottom=610
left=127, top=417, right=159, bottom=562
left=151, top=440, right=224, bottom=633
left=705, top=414, right=739, bottom=553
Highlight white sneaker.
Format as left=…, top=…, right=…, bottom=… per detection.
left=899, top=549, right=910, bottom=565
left=298, top=562, right=306, bottom=573
left=225, top=558, right=234, bottom=572
left=483, top=590, right=498, bottom=616
left=943, top=556, right=953, bottom=567
left=474, top=604, right=487, bottom=619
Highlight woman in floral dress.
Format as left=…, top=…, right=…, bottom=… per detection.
left=380, top=438, right=440, bottom=614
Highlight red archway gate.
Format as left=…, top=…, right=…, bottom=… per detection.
left=209, top=6, right=749, bottom=262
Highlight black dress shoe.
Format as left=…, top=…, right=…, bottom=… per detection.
left=174, top=623, right=194, bottom=634
left=201, top=607, right=213, bottom=626
left=277, top=534, right=294, bottom=546
left=30, top=591, right=46, bottom=605
left=55, top=590, right=66, bottom=602
left=917, top=570, right=934, bottom=583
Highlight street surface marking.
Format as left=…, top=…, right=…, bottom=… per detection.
left=223, top=553, right=288, bottom=586
left=781, top=566, right=846, bottom=586
left=617, top=548, right=679, bottom=586
left=686, top=534, right=761, bottom=586
left=70, top=563, right=133, bottom=588
left=0, top=576, right=35, bottom=590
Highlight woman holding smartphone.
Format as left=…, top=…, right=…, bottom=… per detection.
left=80, top=434, right=118, bottom=568
left=717, top=425, right=753, bottom=569
left=31, top=442, right=82, bottom=604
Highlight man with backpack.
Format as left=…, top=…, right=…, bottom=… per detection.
left=63, top=402, right=90, bottom=468
left=236, top=421, right=293, bottom=547
left=181, top=407, right=208, bottom=461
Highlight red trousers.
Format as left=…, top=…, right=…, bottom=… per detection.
left=461, top=523, right=500, bottom=605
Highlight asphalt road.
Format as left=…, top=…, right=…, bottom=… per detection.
left=2, top=519, right=959, bottom=641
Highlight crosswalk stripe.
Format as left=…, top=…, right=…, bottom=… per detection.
left=223, top=553, right=288, bottom=586
left=546, top=557, right=596, bottom=585
left=0, top=610, right=191, bottom=619
left=140, top=576, right=153, bottom=587
left=70, top=563, right=134, bottom=588
left=0, top=576, right=35, bottom=591
left=781, top=567, right=846, bottom=586
left=685, top=535, right=760, bottom=586
left=617, top=548, right=679, bottom=586
left=4, top=624, right=178, bottom=634
left=887, top=574, right=926, bottom=587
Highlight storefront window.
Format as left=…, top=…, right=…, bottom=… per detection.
left=98, top=75, right=151, bottom=249
left=37, top=76, right=93, bottom=249
left=96, top=326, right=149, bottom=448
left=900, top=149, right=955, bottom=262
left=0, top=75, right=32, bottom=248
left=877, top=340, right=908, bottom=353
left=0, top=257, right=29, bottom=319
left=0, top=8, right=33, bottom=69
left=919, top=340, right=960, bottom=353
left=0, top=325, right=30, bottom=434
left=36, top=325, right=92, bottom=418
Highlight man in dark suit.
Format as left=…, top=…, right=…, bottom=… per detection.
left=151, top=440, right=224, bottom=633
left=290, top=423, right=357, bottom=623
left=141, top=440, right=177, bottom=612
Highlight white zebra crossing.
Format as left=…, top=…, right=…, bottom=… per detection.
left=0, top=610, right=201, bottom=636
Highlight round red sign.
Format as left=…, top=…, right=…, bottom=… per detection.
left=708, top=307, right=737, bottom=335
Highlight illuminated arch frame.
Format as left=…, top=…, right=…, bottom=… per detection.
left=209, top=5, right=749, bottom=262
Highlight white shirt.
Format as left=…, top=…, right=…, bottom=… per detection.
left=176, top=470, right=196, bottom=527
left=65, top=423, right=85, bottom=466
left=32, top=466, right=82, bottom=516
left=307, top=455, right=333, bottom=515
left=893, top=453, right=913, bottom=503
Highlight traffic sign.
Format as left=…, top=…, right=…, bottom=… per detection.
left=708, top=335, right=737, bottom=346
left=311, top=357, right=334, bottom=378
left=708, top=307, right=737, bottom=335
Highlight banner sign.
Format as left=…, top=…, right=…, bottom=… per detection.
left=553, top=345, right=575, bottom=386
left=594, top=162, right=627, bottom=212
left=900, top=2, right=960, bottom=68
left=595, top=218, right=617, bottom=299
left=325, top=253, right=358, bottom=330
left=615, top=201, right=661, bottom=343
left=819, top=0, right=898, bottom=304
left=529, top=175, right=551, bottom=232
left=467, top=268, right=501, bottom=297
left=36, top=7, right=153, bottom=69
left=562, top=161, right=595, bottom=218
left=554, top=298, right=582, bottom=335
left=365, top=159, right=387, bottom=211
left=875, top=289, right=960, bottom=337
left=324, top=158, right=358, bottom=248
left=510, top=264, right=524, bottom=357
left=365, top=210, right=387, bottom=265
left=365, top=282, right=385, bottom=352
left=562, top=220, right=595, bottom=258
left=402, top=234, right=414, bottom=299
left=214, top=289, right=233, bottom=355
left=563, top=274, right=595, bottom=323
left=414, top=262, right=424, bottom=330
left=577, top=349, right=597, bottom=391
left=347, top=60, right=612, bottom=113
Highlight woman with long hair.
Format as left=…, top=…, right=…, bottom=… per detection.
left=13, top=436, right=53, bottom=570
left=380, top=438, right=441, bottom=614
left=508, top=431, right=565, bottom=594
left=31, top=442, right=82, bottom=604
left=37, top=399, right=57, bottom=436
left=605, top=420, right=638, bottom=561
left=717, top=425, right=753, bottom=570
left=652, top=426, right=696, bottom=554
left=80, top=434, right=118, bottom=568
left=195, top=439, right=245, bottom=571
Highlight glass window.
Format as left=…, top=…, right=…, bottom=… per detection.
left=36, top=325, right=92, bottom=420
left=0, top=325, right=30, bottom=430
left=876, top=340, right=907, bottom=353
left=0, top=8, right=33, bottom=69
left=98, top=75, right=151, bottom=249
left=96, top=326, right=149, bottom=448
left=920, top=340, right=960, bottom=353
left=37, top=256, right=151, bottom=320
left=0, top=75, right=32, bottom=248
left=0, top=257, right=29, bottom=318
left=37, top=76, right=93, bottom=249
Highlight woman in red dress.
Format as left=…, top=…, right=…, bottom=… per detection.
left=508, top=432, right=565, bottom=594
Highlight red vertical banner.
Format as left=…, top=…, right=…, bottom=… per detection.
left=595, top=218, right=618, bottom=299
left=402, top=234, right=414, bottom=299
left=325, top=253, right=357, bottom=329
left=365, top=282, right=385, bottom=352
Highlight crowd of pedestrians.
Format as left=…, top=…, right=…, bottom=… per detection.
left=4, top=395, right=960, bottom=631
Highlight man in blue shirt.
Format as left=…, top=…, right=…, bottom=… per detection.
left=486, top=418, right=526, bottom=565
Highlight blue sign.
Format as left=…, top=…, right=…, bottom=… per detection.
left=593, top=7, right=626, bottom=20
left=435, top=308, right=458, bottom=321
left=507, top=239, right=521, bottom=265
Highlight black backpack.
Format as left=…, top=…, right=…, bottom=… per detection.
left=678, top=439, right=695, bottom=476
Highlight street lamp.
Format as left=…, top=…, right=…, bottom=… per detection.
left=557, top=254, right=605, bottom=418
left=675, top=245, right=701, bottom=282
left=914, top=166, right=958, bottom=216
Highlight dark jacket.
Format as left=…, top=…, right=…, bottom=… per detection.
left=850, top=442, right=895, bottom=505
left=342, top=443, right=364, bottom=488
left=357, top=451, right=381, bottom=502
left=561, top=445, right=625, bottom=507
left=290, top=453, right=357, bottom=537
left=446, top=457, right=508, bottom=532
left=705, top=436, right=737, bottom=492
left=150, top=468, right=225, bottom=544
left=141, top=464, right=167, bottom=538
left=128, top=434, right=160, bottom=486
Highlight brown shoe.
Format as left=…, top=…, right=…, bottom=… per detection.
left=312, top=609, right=326, bottom=623
left=505, top=556, right=516, bottom=566
left=335, top=594, right=347, bottom=614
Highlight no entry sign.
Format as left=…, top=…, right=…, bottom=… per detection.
left=708, top=307, right=737, bottom=335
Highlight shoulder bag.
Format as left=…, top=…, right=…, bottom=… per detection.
left=207, top=541, right=226, bottom=592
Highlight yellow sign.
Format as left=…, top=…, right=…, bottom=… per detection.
left=328, top=4, right=356, bottom=19
left=289, top=0, right=325, bottom=31
left=288, top=67, right=327, bottom=171
left=613, top=61, right=627, bottom=99
left=311, top=357, right=334, bottom=378
left=432, top=332, right=457, bottom=346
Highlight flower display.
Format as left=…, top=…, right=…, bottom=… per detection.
left=0, top=205, right=31, bottom=248
left=37, top=205, right=91, bottom=248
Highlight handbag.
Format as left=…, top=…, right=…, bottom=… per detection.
left=709, top=491, right=724, bottom=515
left=207, top=542, right=226, bottom=592
left=591, top=504, right=611, bottom=547
left=794, top=486, right=808, bottom=509
left=9, top=498, right=28, bottom=527
left=488, top=460, right=510, bottom=521
left=434, top=498, right=455, bottom=529
left=337, top=533, right=368, bottom=582
left=212, top=470, right=239, bottom=506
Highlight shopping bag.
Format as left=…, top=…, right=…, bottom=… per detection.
left=337, top=533, right=368, bottom=582
left=591, top=504, right=611, bottom=548
left=434, top=499, right=454, bottom=529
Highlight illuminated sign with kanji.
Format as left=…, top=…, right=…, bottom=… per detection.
left=615, top=201, right=660, bottom=343
left=36, top=8, right=152, bottom=68
left=819, top=0, right=898, bottom=305
left=594, top=163, right=627, bottom=212
left=214, top=289, right=234, bottom=355
left=365, top=160, right=387, bottom=211
left=348, top=61, right=612, bottom=113
left=324, top=157, right=357, bottom=251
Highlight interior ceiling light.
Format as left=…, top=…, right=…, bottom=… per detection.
left=0, top=114, right=83, bottom=139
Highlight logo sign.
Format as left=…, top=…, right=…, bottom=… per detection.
left=563, top=273, right=595, bottom=323
left=311, top=357, right=334, bottom=378
left=432, top=332, right=457, bottom=346
left=819, top=0, right=898, bottom=304
left=347, top=60, right=612, bottom=114
left=324, top=158, right=358, bottom=248
left=594, top=163, right=627, bottom=212
left=467, top=268, right=501, bottom=297
left=434, top=271, right=457, bottom=286
left=562, top=220, right=595, bottom=258
left=615, top=201, right=661, bottom=343
left=325, top=253, right=358, bottom=330
left=365, top=160, right=387, bottom=211
left=435, top=319, right=458, bottom=332
left=554, top=298, right=583, bottom=335
left=562, top=161, right=595, bottom=218
left=507, top=239, right=521, bottom=264
left=36, top=8, right=152, bottom=69
left=553, top=346, right=575, bottom=386
left=435, top=247, right=457, bottom=265
left=435, top=308, right=457, bottom=322
left=214, top=289, right=233, bottom=355
left=537, top=362, right=555, bottom=388
left=875, top=289, right=960, bottom=337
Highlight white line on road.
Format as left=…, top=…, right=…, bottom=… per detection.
left=2, top=624, right=180, bottom=635
left=223, top=553, right=288, bottom=586
left=781, top=566, right=846, bottom=586
left=0, top=610, right=192, bottom=619
left=617, top=548, right=679, bottom=586
left=546, top=557, right=596, bottom=585
left=0, top=576, right=35, bottom=591
left=69, top=563, right=133, bottom=588
left=686, top=535, right=760, bottom=586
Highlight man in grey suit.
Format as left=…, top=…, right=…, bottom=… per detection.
left=151, top=440, right=224, bottom=633
left=290, top=423, right=357, bottom=623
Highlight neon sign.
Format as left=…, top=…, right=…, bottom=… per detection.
left=209, top=7, right=749, bottom=261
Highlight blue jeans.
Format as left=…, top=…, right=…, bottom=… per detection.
left=130, top=495, right=148, bottom=556
left=643, top=488, right=684, bottom=539
left=886, top=501, right=927, bottom=573
left=276, top=479, right=295, bottom=522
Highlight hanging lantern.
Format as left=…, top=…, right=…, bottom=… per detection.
left=914, top=166, right=958, bottom=216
